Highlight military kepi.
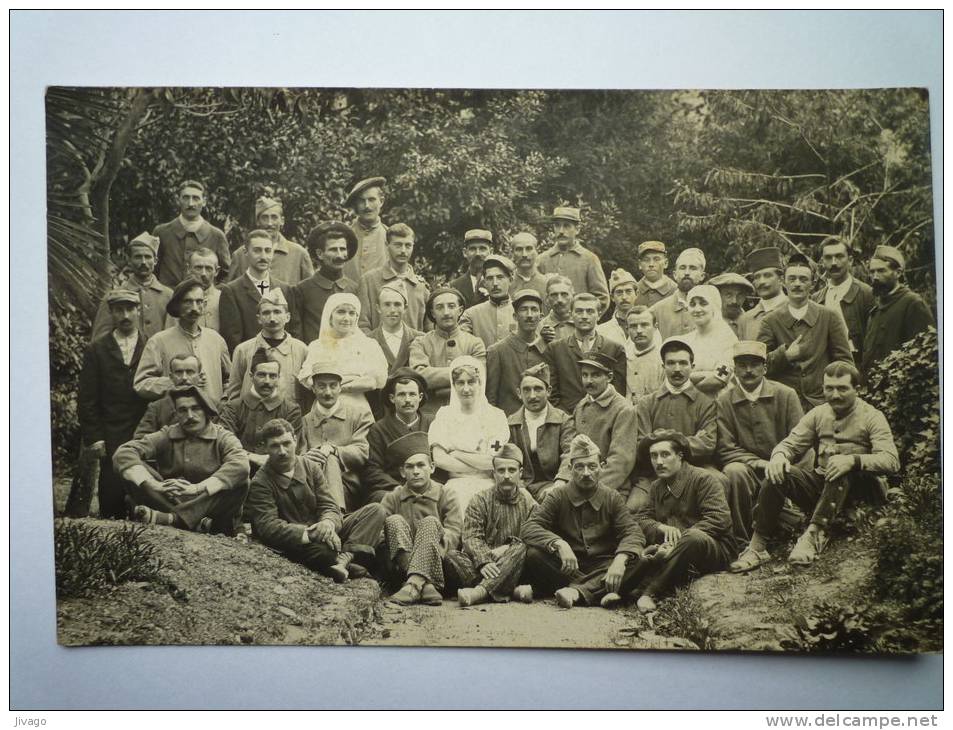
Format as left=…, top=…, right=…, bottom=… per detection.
left=732, top=340, right=768, bottom=361
left=464, top=229, right=493, bottom=245
left=105, top=288, right=141, bottom=306
left=550, top=206, right=581, bottom=223
left=745, top=246, right=783, bottom=274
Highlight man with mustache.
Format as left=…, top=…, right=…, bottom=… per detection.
left=134, top=353, right=205, bottom=437
left=861, top=245, right=934, bottom=375
left=76, top=289, right=148, bottom=518
left=245, top=418, right=386, bottom=583
left=624, top=306, right=665, bottom=401
left=737, top=247, right=787, bottom=341
left=507, top=232, right=550, bottom=311
left=91, top=233, right=172, bottom=341
left=450, top=443, right=538, bottom=607
left=291, top=221, right=359, bottom=345
left=219, top=229, right=294, bottom=353
left=811, top=236, right=874, bottom=363
left=650, top=248, right=707, bottom=340
left=521, top=434, right=644, bottom=610
left=536, top=206, right=610, bottom=315
left=537, top=275, right=575, bottom=345
left=715, top=341, right=805, bottom=542
left=461, top=254, right=518, bottom=349
left=597, top=268, right=639, bottom=347
left=153, top=179, right=231, bottom=288
left=342, top=176, right=389, bottom=283
left=633, top=240, right=677, bottom=308
left=631, top=430, right=736, bottom=614
left=449, top=229, right=493, bottom=308
left=757, top=252, right=853, bottom=412
left=227, top=195, right=313, bottom=285
left=134, top=278, right=231, bottom=405
left=708, top=272, right=756, bottom=337
left=113, top=385, right=249, bottom=535
left=409, top=287, right=487, bottom=415
left=731, top=361, right=899, bottom=571
left=163, top=248, right=223, bottom=332
left=358, top=223, right=430, bottom=333
left=506, top=363, right=575, bottom=502
left=485, top=289, right=547, bottom=415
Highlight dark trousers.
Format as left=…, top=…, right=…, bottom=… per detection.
left=523, top=546, right=643, bottom=606
left=630, top=529, right=729, bottom=599
left=444, top=542, right=527, bottom=601
left=282, top=503, right=386, bottom=572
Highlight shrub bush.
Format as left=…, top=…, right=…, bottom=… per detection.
left=781, top=602, right=878, bottom=653
left=49, top=298, right=89, bottom=472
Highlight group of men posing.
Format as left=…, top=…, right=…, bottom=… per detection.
left=77, top=174, right=933, bottom=611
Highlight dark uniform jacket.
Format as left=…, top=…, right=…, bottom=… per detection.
left=544, top=332, right=627, bottom=412
left=290, top=271, right=359, bottom=345
left=811, top=278, right=874, bottom=363
left=486, top=334, right=547, bottom=415
left=363, top=412, right=435, bottom=499
left=449, top=272, right=487, bottom=308
left=218, top=275, right=293, bottom=353
left=861, top=285, right=934, bottom=374
left=154, top=217, right=231, bottom=288
left=636, top=383, right=717, bottom=469
left=218, top=390, right=302, bottom=453
left=507, top=404, right=575, bottom=494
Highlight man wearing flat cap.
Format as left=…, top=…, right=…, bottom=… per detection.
left=91, top=233, right=173, bottom=341
left=358, top=222, right=430, bottom=333
left=291, top=221, right=360, bottom=345
left=737, top=247, right=787, bottom=341
left=227, top=195, right=313, bottom=285
left=460, top=254, right=518, bottom=349
left=508, top=231, right=551, bottom=310
left=154, top=179, right=231, bottom=288
left=113, top=385, right=250, bottom=535
left=709, top=272, right=756, bottom=338
left=861, top=244, right=934, bottom=375
left=486, top=288, right=547, bottom=415
left=650, top=247, right=707, bottom=340
left=450, top=229, right=493, bottom=308
left=811, top=236, right=873, bottom=363
left=536, top=206, right=610, bottom=315
left=715, top=340, right=805, bottom=542
left=76, top=289, right=149, bottom=518
left=134, top=277, right=232, bottom=405
left=507, top=363, right=575, bottom=501
left=634, top=240, right=677, bottom=308
left=521, top=434, right=645, bottom=609
left=342, top=176, right=389, bottom=283
left=363, top=368, right=433, bottom=504
left=448, top=443, right=538, bottom=607
left=630, top=430, right=736, bottom=613
left=757, top=252, right=853, bottom=411
left=597, top=268, right=639, bottom=347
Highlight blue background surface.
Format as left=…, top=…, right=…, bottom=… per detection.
left=10, top=10, right=943, bottom=710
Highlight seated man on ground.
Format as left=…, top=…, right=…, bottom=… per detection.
left=245, top=418, right=386, bottom=583
left=381, top=432, right=463, bottom=606
left=731, top=361, right=899, bottom=571
left=630, top=430, right=736, bottom=614
left=112, top=385, right=250, bottom=535
left=448, top=443, right=538, bottom=607
left=521, top=434, right=645, bottom=610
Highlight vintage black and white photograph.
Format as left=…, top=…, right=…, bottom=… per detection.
left=48, top=85, right=940, bottom=654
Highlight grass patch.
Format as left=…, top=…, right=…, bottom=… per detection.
left=653, top=585, right=716, bottom=650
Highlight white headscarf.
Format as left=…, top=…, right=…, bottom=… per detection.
left=318, top=292, right=362, bottom=343
left=429, top=355, right=509, bottom=454
left=447, top=355, right=490, bottom=414
left=684, top=284, right=738, bottom=379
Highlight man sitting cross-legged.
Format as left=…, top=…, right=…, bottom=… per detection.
left=245, top=418, right=386, bottom=583
left=731, top=361, right=899, bottom=572
left=448, top=443, right=538, bottom=607
left=381, top=432, right=463, bottom=606
left=113, top=385, right=250, bottom=534
left=630, top=430, right=736, bottom=614
left=521, top=434, right=645, bottom=610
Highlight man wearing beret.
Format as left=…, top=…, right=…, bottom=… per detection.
left=447, top=229, right=490, bottom=308
left=449, top=444, right=538, bottom=607
left=757, top=252, right=853, bottom=411
left=163, top=247, right=223, bottom=332
left=521, top=434, right=645, bottom=609
left=716, top=341, right=805, bottom=542
left=861, top=244, right=934, bottom=375
left=811, top=236, right=873, bottom=363
left=219, top=229, right=294, bottom=352
left=76, top=289, right=148, bottom=518
left=634, top=240, right=677, bottom=308
left=507, top=363, right=575, bottom=501
left=290, top=221, right=360, bottom=345
left=363, top=368, right=433, bottom=504
left=227, top=195, right=313, bottom=285
left=246, top=417, right=386, bottom=583
left=650, top=247, right=707, bottom=340
left=113, top=385, right=249, bottom=535
left=737, top=247, right=787, bottom=341
left=460, top=254, right=519, bottom=349
left=486, top=289, right=547, bottom=415
left=154, top=179, right=231, bottom=288
left=536, top=207, right=610, bottom=314
left=597, top=268, right=639, bottom=347
left=382, top=432, right=463, bottom=606
left=709, top=272, right=756, bottom=338
left=409, top=287, right=487, bottom=415
left=358, top=222, right=430, bottom=333
left=508, top=231, right=550, bottom=311
left=134, top=278, right=232, bottom=405
left=631, top=430, right=736, bottom=613
left=91, top=233, right=173, bottom=341
left=342, top=176, right=389, bottom=283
